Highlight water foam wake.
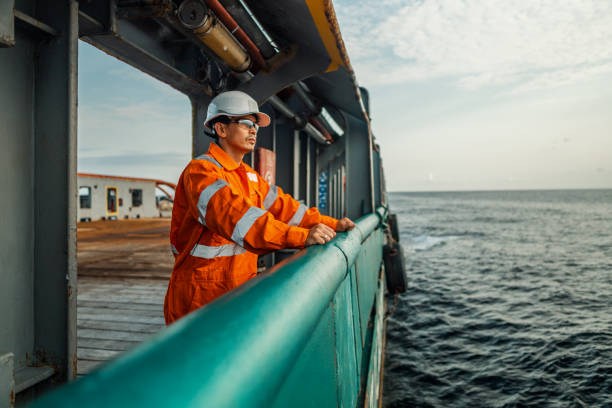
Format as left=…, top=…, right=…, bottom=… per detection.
left=404, top=234, right=458, bottom=252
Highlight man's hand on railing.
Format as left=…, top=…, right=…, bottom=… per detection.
left=336, top=217, right=356, bottom=232
left=305, top=223, right=336, bottom=246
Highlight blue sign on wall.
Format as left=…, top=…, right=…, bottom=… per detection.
left=318, top=170, right=328, bottom=210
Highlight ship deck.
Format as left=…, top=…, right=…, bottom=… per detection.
left=76, top=219, right=173, bottom=376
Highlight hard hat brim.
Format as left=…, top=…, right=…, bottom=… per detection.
left=204, top=111, right=271, bottom=132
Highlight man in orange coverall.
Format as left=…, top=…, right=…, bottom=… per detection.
left=164, top=91, right=355, bottom=324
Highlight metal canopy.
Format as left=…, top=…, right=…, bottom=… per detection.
left=243, top=0, right=331, bottom=64
left=305, top=68, right=366, bottom=120
left=76, top=0, right=368, bottom=124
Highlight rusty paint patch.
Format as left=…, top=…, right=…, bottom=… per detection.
left=32, top=350, right=61, bottom=382
left=116, top=4, right=173, bottom=20
left=263, top=44, right=297, bottom=74
left=72, top=353, right=78, bottom=379
left=34, top=350, right=47, bottom=365
left=322, top=0, right=351, bottom=70
left=11, top=365, right=15, bottom=405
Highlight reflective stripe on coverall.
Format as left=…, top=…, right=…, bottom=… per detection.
left=164, top=142, right=338, bottom=324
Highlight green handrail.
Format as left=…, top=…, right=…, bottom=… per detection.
left=32, top=210, right=384, bottom=407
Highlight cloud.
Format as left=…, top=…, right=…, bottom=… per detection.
left=107, top=64, right=186, bottom=98
left=78, top=101, right=191, bottom=147
left=109, top=101, right=180, bottom=121
left=77, top=96, right=192, bottom=183
left=79, top=152, right=188, bottom=164
left=78, top=152, right=191, bottom=183
left=504, top=62, right=612, bottom=94
left=335, top=0, right=612, bottom=91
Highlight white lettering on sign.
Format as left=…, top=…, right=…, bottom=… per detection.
left=318, top=170, right=328, bottom=210
left=247, top=172, right=258, bottom=182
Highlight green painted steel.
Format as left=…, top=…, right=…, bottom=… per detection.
left=349, top=264, right=365, bottom=373
left=354, top=229, right=384, bottom=342
left=332, top=275, right=359, bottom=407
left=271, top=308, right=338, bottom=408
left=32, top=209, right=387, bottom=408
left=365, top=274, right=386, bottom=407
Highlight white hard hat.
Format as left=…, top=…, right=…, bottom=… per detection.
left=204, top=91, right=271, bottom=132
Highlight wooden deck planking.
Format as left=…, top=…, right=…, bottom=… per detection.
left=76, top=219, right=172, bottom=376
left=78, top=337, right=141, bottom=351
left=78, top=313, right=165, bottom=325
left=77, top=348, right=122, bottom=361
left=78, top=300, right=164, bottom=312
left=78, top=328, right=158, bottom=342
left=77, top=295, right=164, bottom=304
left=78, top=306, right=163, bottom=318
left=77, top=360, right=103, bottom=376
left=78, top=319, right=163, bottom=333
left=76, top=276, right=167, bottom=376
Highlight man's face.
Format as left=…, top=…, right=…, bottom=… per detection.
left=215, top=114, right=258, bottom=154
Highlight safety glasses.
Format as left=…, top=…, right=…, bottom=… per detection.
left=230, top=118, right=259, bottom=131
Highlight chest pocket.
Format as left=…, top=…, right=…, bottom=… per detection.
left=245, top=172, right=263, bottom=207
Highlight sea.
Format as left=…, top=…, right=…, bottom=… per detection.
left=383, top=189, right=612, bottom=408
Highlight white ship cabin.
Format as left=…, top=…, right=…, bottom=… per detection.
left=77, top=173, right=175, bottom=221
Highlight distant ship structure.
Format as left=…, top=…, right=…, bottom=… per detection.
left=77, top=173, right=175, bottom=221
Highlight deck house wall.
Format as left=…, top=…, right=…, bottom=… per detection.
left=77, top=176, right=158, bottom=221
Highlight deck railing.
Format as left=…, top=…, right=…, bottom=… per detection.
left=33, top=208, right=387, bottom=407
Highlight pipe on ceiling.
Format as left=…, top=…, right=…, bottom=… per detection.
left=292, top=82, right=319, bottom=115
left=218, top=0, right=277, bottom=59
left=268, top=96, right=330, bottom=144
left=303, top=122, right=331, bottom=145
left=231, top=65, right=330, bottom=145
left=177, top=0, right=251, bottom=72
left=204, top=0, right=266, bottom=72
left=292, top=82, right=344, bottom=138
left=309, top=117, right=333, bottom=143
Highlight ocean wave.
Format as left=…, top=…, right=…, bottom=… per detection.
left=384, top=190, right=612, bottom=407
left=472, top=216, right=523, bottom=224
left=404, top=234, right=458, bottom=251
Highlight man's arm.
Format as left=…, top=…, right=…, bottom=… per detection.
left=185, top=162, right=311, bottom=253
left=260, top=182, right=355, bottom=232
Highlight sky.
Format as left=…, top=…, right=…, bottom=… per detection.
left=78, top=43, right=192, bottom=184
left=78, top=0, right=612, bottom=192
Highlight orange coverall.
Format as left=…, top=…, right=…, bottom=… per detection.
left=164, top=142, right=338, bottom=324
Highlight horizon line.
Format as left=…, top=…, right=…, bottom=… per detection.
left=388, top=187, right=612, bottom=194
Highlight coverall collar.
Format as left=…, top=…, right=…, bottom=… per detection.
left=208, top=142, right=242, bottom=171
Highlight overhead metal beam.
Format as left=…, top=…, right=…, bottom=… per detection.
left=80, top=9, right=215, bottom=97
left=14, top=10, right=59, bottom=36
left=238, top=46, right=329, bottom=103
left=0, top=0, right=15, bottom=47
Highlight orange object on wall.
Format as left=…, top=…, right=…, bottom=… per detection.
left=255, top=147, right=276, bottom=185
